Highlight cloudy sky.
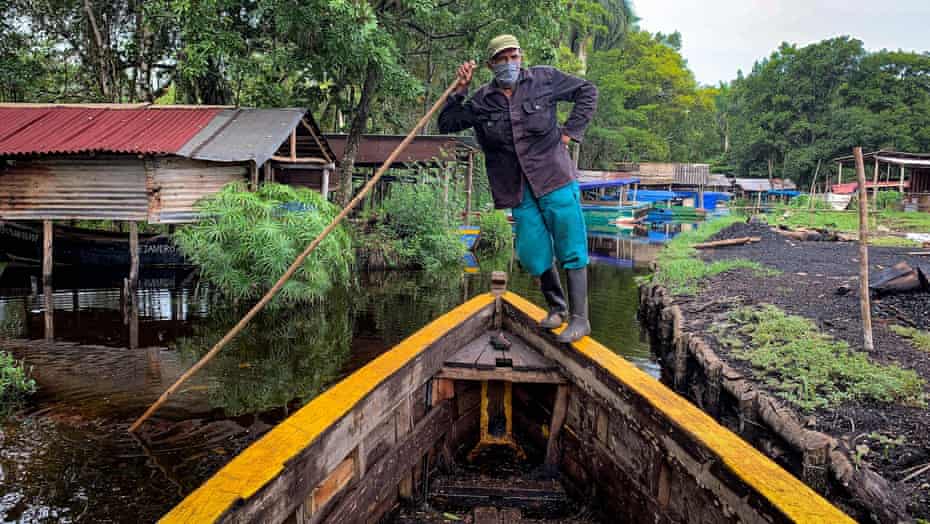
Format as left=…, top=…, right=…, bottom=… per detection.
left=632, top=0, right=930, bottom=86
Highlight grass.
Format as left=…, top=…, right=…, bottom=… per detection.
left=890, top=325, right=930, bottom=353
left=721, top=305, right=925, bottom=411
left=772, top=205, right=930, bottom=234
left=650, top=216, right=779, bottom=294
left=1, top=350, right=36, bottom=414
left=869, top=236, right=922, bottom=248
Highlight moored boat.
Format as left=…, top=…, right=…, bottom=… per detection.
left=0, top=220, right=188, bottom=267
left=160, top=274, right=852, bottom=524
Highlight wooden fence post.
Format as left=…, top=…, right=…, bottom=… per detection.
left=854, top=147, right=874, bottom=352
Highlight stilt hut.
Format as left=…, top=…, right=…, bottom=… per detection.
left=0, top=103, right=334, bottom=283
left=831, top=150, right=930, bottom=210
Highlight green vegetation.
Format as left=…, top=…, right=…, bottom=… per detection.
left=649, top=216, right=778, bottom=294
left=476, top=210, right=514, bottom=253
left=725, top=38, right=930, bottom=188
left=772, top=204, right=930, bottom=234
left=718, top=305, right=925, bottom=411
left=890, top=325, right=930, bottom=353
left=174, top=183, right=354, bottom=306
left=1, top=351, right=36, bottom=412
left=358, top=184, right=465, bottom=271
left=869, top=236, right=922, bottom=248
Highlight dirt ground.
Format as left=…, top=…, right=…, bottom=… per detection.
left=675, top=220, right=930, bottom=519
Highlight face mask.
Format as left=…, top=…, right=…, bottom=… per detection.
left=492, top=62, right=521, bottom=88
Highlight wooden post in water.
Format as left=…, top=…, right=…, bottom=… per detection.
left=44, top=284, right=54, bottom=341
left=42, top=220, right=53, bottom=286
left=854, top=147, right=874, bottom=352
left=129, top=222, right=140, bottom=289
left=464, top=151, right=474, bottom=226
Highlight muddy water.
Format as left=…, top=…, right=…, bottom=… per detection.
left=0, top=246, right=653, bottom=523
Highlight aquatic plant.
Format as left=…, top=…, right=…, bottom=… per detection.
left=0, top=350, right=36, bottom=408
left=725, top=305, right=925, bottom=411
left=173, top=183, right=354, bottom=306
left=647, top=216, right=779, bottom=294
left=358, top=183, right=465, bottom=271
left=476, top=209, right=514, bottom=253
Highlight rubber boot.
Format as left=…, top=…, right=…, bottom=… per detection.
left=556, top=268, right=591, bottom=343
left=539, top=267, right=568, bottom=329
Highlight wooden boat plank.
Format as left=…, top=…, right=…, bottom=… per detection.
left=323, top=401, right=452, bottom=524
left=437, top=367, right=566, bottom=384
left=444, top=334, right=491, bottom=369
left=507, top=338, right=558, bottom=372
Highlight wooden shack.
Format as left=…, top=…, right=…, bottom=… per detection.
left=831, top=150, right=930, bottom=209
left=0, top=103, right=334, bottom=283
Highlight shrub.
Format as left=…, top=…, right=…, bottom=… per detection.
left=476, top=209, right=513, bottom=252
left=361, top=184, right=466, bottom=270
left=1, top=351, right=36, bottom=409
left=174, top=183, right=354, bottom=306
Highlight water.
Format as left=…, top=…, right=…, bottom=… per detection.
left=0, top=243, right=654, bottom=523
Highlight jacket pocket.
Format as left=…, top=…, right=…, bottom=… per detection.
left=477, top=111, right=511, bottom=146
left=521, top=95, right=555, bottom=135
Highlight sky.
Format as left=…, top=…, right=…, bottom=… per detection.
left=632, top=0, right=930, bottom=86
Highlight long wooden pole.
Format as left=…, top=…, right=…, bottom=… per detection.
left=129, top=79, right=462, bottom=433
left=854, top=147, right=874, bottom=352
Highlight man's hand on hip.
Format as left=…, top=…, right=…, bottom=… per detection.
left=561, top=134, right=572, bottom=145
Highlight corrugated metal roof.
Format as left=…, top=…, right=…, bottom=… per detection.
left=733, top=178, right=798, bottom=191
left=830, top=181, right=909, bottom=195
left=0, top=106, right=221, bottom=156
left=673, top=164, right=710, bottom=185
left=177, top=108, right=310, bottom=167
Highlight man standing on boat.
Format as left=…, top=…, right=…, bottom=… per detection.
left=439, top=34, right=598, bottom=343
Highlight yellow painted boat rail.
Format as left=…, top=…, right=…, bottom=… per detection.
left=160, top=293, right=495, bottom=524
left=501, top=291, right=854, bottom=524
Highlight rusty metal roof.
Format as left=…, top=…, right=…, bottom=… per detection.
left=0, top=105, right=221, bottom=156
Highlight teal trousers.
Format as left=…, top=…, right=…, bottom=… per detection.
left=512, top=180, right=589, bottom=277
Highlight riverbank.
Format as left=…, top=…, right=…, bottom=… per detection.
left=640, top=219, right=930, bottom=522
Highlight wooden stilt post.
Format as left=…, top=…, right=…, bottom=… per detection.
left=43, top=284, right=54, bottom=341
left=263, top=162, right=273, bottom=184
left=873, top=158, right=880, bottom=202
left=289, top=129, right=297, bottom=162
left=465, top=151, right=474, bottom=226
left=42, top=220, right=53, bottom=286
left=837, top=163, right=843, bottom=185
left=129, top=222, right=139, bottom=289
left=900, top=166, right=905, bottom=193
left=854, top=147, right=874, bottom=352
left=321, top=167, right=330, bottom=200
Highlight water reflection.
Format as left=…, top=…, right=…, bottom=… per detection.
left=174, top=296, right=353, bottom=417
left=0, top=239, right=656, bottom=522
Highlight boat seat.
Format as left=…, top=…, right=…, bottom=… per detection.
left=439, top=331, right=565, bottom=384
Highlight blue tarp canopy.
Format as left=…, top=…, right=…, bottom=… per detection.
left=766, top=189, right=802, bottom=197
left=672, top=191, right=731, bottom=210
left=628, top=189, right=677, bottom=203
left=578, top=177, right=641, bottom=191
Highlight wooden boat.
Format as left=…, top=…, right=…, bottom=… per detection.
left=161, top=274, right=852, bottom=524
left=582, top=203, right=651, bottom=229
left=0, top=220, right=188, bottom=267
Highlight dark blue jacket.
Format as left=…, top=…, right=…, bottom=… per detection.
left=438, top=65, right=598, bottom=209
